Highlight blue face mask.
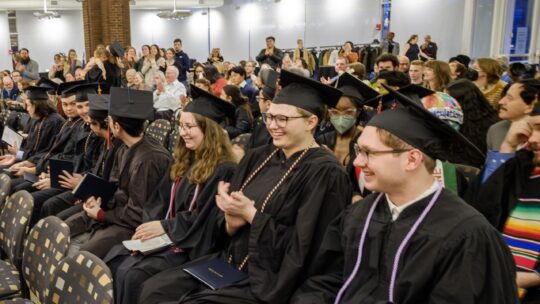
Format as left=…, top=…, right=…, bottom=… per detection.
left=330, top=115, right=357, bottom=134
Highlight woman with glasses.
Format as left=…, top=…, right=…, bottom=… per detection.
left=140, top=69, right=352, bottom=304
left=106, top=85, right=237, bottom=304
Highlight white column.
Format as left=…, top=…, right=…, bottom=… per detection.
left=489, top=0, right=508, bottom=57
left=529, top=0, right=540, bottom=63
left=461, top=0, right=476, bottom=55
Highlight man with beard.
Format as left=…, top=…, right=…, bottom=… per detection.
left=14, top=48, right=39, bottom=81
left=465, top=79, right=540, bottom=302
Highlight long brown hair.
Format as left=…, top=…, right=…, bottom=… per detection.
left=424, top=60, right=452, bottom=92
left=171, top=113, right=236, bottom=184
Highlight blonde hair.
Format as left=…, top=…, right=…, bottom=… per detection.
left=410, top=60, right=424, bottom=67
left=171, top=113, right=236, bottom=184
left=376, top=128, right=436, bottom=173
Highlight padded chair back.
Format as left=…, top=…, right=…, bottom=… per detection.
left=0, top=174, right=12, bottom=212
left=145, top=119, right=172, bottom=147
left=0, top=191, right=33, bottom=267
left=167, top=125, right=179, bottom=154
left=21, top=216, right=70, bottom=303
left=45, top=251, right=113, bottom=304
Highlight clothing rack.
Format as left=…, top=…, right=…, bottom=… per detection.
left=282, top=41, right=380, bottom=53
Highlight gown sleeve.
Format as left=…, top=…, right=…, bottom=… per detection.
left=246, top=162, right=353, bottom=303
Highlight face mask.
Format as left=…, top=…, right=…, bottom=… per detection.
left=330, top=115, right=357, bottom=134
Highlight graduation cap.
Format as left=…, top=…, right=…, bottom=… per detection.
left=364, top=84, right=435, bottom=111
left=262, top=69, right=279, bottom=100
left=184, top=85, right=235, bottom=124
left=88, top=93, right=109, bottom=121
left=109, top=87, right=154, bottom=121
left=62, top=83, right=98, bottom=102
left=36, top=78, right=59, bottom=94
left=58, top=80, right=87, bottom=97
left=334, top=72, right=379, bottom=106
left=273, top=69, right=343, bottom=119
left=109, top=41, right=124, bottom=58
left=25, top=86, right=50, bottom=101
left=366, top=85, right=485, bottom=165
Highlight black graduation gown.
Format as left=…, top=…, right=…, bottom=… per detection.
left=65, top=136, right=172, bottom=258
left=226, top=107, right=252, bottom=140
left=464, top=149, right=534, bottom=230
left=22, top=113, right=65, bottom=162
left=290, top=189, right=518, bottom=304
left=316, top=130, right=359, bottom=195
left=85, top=60, right=122, bottom=94
left=246, top=117, right=271, bottom=151
left=110, top=162, right=236, bottom=304
left=139, top=144, right=353, bottom=304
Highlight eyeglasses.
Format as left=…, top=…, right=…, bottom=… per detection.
left=178, top=122, right=199, bottom=133
left=328, top=109, right=357, bottom=117
left=261, top=112, right=309, bottom=128
left=354, top=143, right=411, bottom=164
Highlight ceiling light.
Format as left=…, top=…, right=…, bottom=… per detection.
left=157, top=0, right=192, bottom=20
left=33, top=0, right=61, bottom=19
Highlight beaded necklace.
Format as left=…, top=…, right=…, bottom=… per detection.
left=31, top=119, right=45, bottom=152
left=228, top=141, right=315, bottom=271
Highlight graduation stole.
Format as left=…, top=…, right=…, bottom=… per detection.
left=432, top=160, right=458, bottom=195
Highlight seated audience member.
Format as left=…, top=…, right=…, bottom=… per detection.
left=408, top=60, right=424, bottom=85
left=320, top=57, right=348, bottom=85
left=347, top=62, right=366, bottom=80
left=398, top=55, right=410, bottom=73
left=291, top=86, right=517, bottom=304
left=106, top=85, right=237, bottom=304
left=221, top=84, right=253, bottom=139
left=138, top=69, right=352, bottom=304
left=464, top=80, right=540, bottom=302
left=1, top=75, right=20, bottom=101
left=449, top=61, right=468, bottom=80
left=194, top=78, right=212, bottom=93
left=446, top=78, right=499, bottom=154
left=65, top=88, right=172, bottom=258
left=472, top=57, right=507, bottom=108
left=486, top=80, right=536, bottom=151
left=228, top=66, right=259, bottom=115
left=423, top=60, right=452, bottom=92
left=153, top=66, right=186, bottom=120
left=204, top=64, right=228, bottom=97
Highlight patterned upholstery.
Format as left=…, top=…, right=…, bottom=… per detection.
left=145, top=119, right=172, bottom=147
left=0, top=174, right=11, bottom=212
left=0, top=191, right=33, bottom=300
left=0, top=261, right=20, bottom=299
left=45, top=251, right=114, bottom=304
left=21, top=216, right=70, bottom=303
left=0, top=298, right=33, bottom=303
left=0, top=191, right=34, bottom=267
left=167, top=126, right=179, bottom=154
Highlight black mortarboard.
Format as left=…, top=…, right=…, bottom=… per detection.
left=109, top=41, right=125, bottom=58
left=59, top=80, right=87, bottom=97
left=364, top=84, right=435, bottom=110
left=262, top=69, right=279, bottom=100
left=184, top=85, right=235, bottom=124
left=88, top=94, right=109, bottom=121
left=273, top=69, right=342, bottom=118
left=62, top=83, right=98, bottom=102
left=109, top=87, right=154, bottom=121
left=367, top=85, right=484, bottom=165
left=25, top=86, right=50, bottom=101
left=36, top=78, right=59, bottom=94
left=335, top=73, right=379, bottom=106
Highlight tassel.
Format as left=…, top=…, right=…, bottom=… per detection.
left=377, top=99, right=382, bottom=114
left=106, top=125, right=111, bottom=150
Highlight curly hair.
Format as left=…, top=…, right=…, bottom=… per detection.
left=171, top=113, right=236, bottom=184
left=446, top=78, right=499, bottom=153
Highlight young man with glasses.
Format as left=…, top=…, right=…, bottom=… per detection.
left=291, top=86, right=517, bottom=304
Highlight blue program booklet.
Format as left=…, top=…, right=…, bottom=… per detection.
left=183, top=258, right=248, bottom=290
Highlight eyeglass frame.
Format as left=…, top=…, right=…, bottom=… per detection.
left=178, top=122, right=199, bottom=134
left=354, top=143, right=411, bottom=164
left=261, top=112, right=310, bottom=128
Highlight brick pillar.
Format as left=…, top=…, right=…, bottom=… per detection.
left=82, top=0, right=131, bottom=60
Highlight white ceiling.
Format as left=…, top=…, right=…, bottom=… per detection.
left=0, top=0, right=225, bottom=11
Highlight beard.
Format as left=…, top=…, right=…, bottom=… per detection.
left=531, top=143, right=540, bottom=166
left=20, top=57, right=30, bottom=65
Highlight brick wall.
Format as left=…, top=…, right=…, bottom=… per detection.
left=83, top=0, right=131, bottom=60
